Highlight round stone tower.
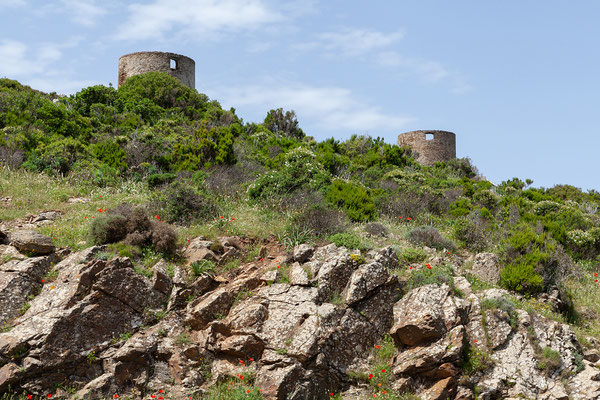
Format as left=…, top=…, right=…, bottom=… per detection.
left=118, top=51, right=195, bottom=89
left=397, top=130, right=456, bottom=165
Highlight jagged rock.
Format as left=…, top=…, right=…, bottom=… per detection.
left=373, top=246, right=399, bottom=270
left=455, top=386, right=475, bottom=400
left=420, top=377, right=455, bottom=400
left=343, top=261, right=389, bottom=305
left=9, top=230, right=54, bottom=255
left=0, top=245, right=25, bottom=262
left=292, top=244, right=314, bottom=263
left=32, top=211, right=61, bottom=223
left=393, top=325, right=465, bottom=376
left=185, top=247, right=218, bottom=265
left=0, top=255, right=167, bottom=392
left=261, top=269, right=279, bottom=283
left=220, top=236, right=243, bottom=250
left=583, top=349, right=600, bottom=363
left=151, top=261, right=173, bottom=295
left=316, top=253, right=357, bottom=301
left=288, top=262, right=309, bottom=285
left=352, top=277, right=402, bottom=336
left=468, top=252, right=500, bottom=284
left=390, top=284, right=468, bottom=346
left=569, top=360, right=600, bottom=399
left=484, top=308, right=514, bottom=350
left=0, top=254, right=55, bottom=325
left=186, top=288, right=236, bottom=330
left=217, top=334, right=264, bottom=359
left=0, top=230, right=7, bottom=245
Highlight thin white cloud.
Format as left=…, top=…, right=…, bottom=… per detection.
left=298, top=28, right=404, bottom=57
left=0, top=39, right=89, bottom=94
left=60, top=0, right=107, bottom=26
left=376, top=51, right=471, bottom=93
left=115, top=0, right=282, bottom=41
left=209, top=83, right=414, bottom=132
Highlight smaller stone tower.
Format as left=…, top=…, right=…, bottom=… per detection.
left=118, top=51, right=195, bottom=89
left=397, top=130, right=456, bottom=165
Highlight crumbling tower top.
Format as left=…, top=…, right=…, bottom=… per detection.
left=397, top=130, right=456, bottom=165
left=118, top=51, right=195, bottom=89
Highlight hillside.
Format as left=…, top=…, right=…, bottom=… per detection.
left=1, top=74, right=600, bottom=399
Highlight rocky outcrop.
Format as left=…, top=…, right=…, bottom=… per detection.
left=0, top=240, right=598, bottom=400
left=9, top=230, right=55, bottom=255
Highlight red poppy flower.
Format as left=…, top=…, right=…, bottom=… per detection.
left=595, top=272, right=598, bottom=277
left=368, top=374, right=373, bottom=379
left=28, top=396, right=32, bottom=400
left=407, top=217, right=412, bottom=221
left=48, top=395, right=52, bottom=399
left=381, top=369, right=386, bottom=373
left=249, top=357, right=254, bottom=361
left=159, top=390, right=163, bottom=393
left=474, top=340, right=478, bottom=343
left=114, top=395, right=119, bottom=399
left=247, top=390, right=250, bottom=394
left=231, top=217, right=235, bottom=220
left=277, top=265, right=280, bottom=269
left=155, top=215, right=160, bottom=219
left=98, top=208, right=102, bottom=212
left=240, top=375, right=244, bottom=379
left=426, top=263, right=431, bottom=269
left=409, top=266, right=413, bottom=270
left=84, top=216, right=87, bottom=219
left=41, top=279, right=45, bottom=283
left=398, top=216, right=403, bottom=219
left=220, top=216, right=224, bottom=219
left=159, top=397, right=163, bottom=400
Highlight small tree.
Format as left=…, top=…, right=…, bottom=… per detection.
left=263, top=108, right=304, bottom=139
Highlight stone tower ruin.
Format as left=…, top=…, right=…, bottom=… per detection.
left=118, top=51, right=195, bottom=89
left=397, top=130, right=456, bottom=165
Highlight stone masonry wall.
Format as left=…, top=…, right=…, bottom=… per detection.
left=397, top=130, right=456, bottom=165
left=118, top=51, right=195, bottom=89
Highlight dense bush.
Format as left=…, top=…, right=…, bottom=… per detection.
left=151, top=182, right=218, bottom=225
left=406, top=226, right=456, bottom=251
left=364, top=222, right=388, bottom=237
left=453, top=216, right=491, bottom=252
left=499, top=224, right=571, bottom=295
left=89, top=204, right=178, bottom=254
left=291, top=205, right=347, bottom=237
left=328, top=232, right=366, bottom=251
left=326, top=180, right=377, bottom=222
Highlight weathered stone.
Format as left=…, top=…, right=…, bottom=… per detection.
left=185, top=247, right=218, bottom=265
left=32, top=211, right=61, bottom=223
left=584, top=349, right=600, bottom=363
left=469, top=252, right=500, bottom=284
left=455, top=386, right=475, bottom=400
left=484, top=308, right=514, bottom=350
left=420, top=377, right=455, bottom=400
left=255, top=362, right=304, bottom=400
left=373, top=246, right=399, bottom=270
left=186, top=288, right=235, bottom=330
left=292, top=244, right=314, bottom=264
left=261, top=269, right=279, bottom=283
left=289, top=262, right=309, bottom=285
left=10, top=230, right=55, bottom=255
left=343, top=261, right=388, bottom=305
left=152, top=261, right=173, bottom=295
left=0, top=255, right=54, bottom=324
left=0, top=363, right=21, bottom=392
left=390, top=284, right=468, bottom=346
left=0, top=230, right=7, bottom=245
left=217, top=334, right=264, bottom=359
left=316, top=253, right=357, bottom=301
left=220, top=236, right=243, bottom=250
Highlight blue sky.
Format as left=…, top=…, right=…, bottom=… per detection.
left=1, top=1, right=599, bottom=191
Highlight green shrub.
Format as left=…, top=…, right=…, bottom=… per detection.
left=190, top=260, right=216, bottom=277
left=462, top=342, right=494, bottom=375
left=537, top=346, right=561, bottom=373
left=473, top=189, right=500, bottom=210
left=290, top=204, right=347, bottom=237
left=449, top=198, right=473, bottom=217
left=326, top=180, right=377, bottom=222
left=406, top=226, right=456, bottom=251
left=398, top=247, right=427, bottom=264
left=89, top=214, right=128, bottom=244
left=499, top=224, right=569, bottom=296
left=453, top=217, right=490, bottom=252
left=90, top=140, right=126, bottom=170
left=147, top=172, right=176, bottom=188
left=533, top=200, right=562, bottom=216
left=405, top=263, right=458, bottom=294
left=152, top=182, right=218, bottom=225
left=328, top=232, right=366, bottom=251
